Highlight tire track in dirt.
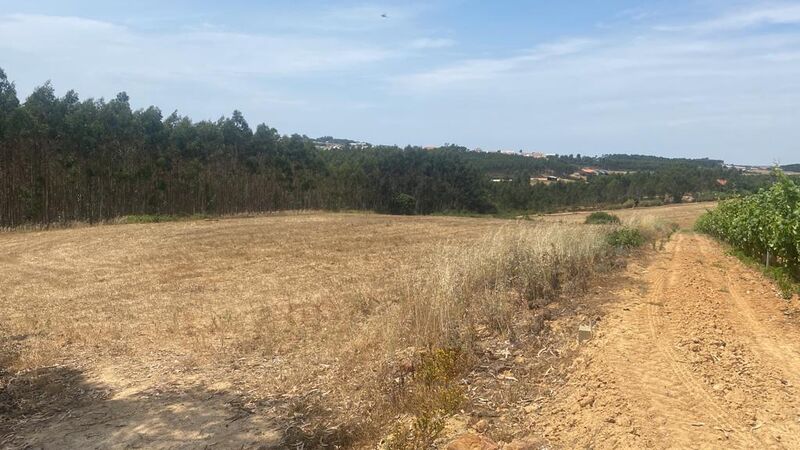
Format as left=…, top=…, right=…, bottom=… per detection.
left=642, top=235, right=759, bottom=448
left=610, top=239, right=726, bottom=448
left=691, top=235, right=800, bottom=447
left=700, top=237, right=800, bottom=384
left=538, top=232, right=800, bottom=448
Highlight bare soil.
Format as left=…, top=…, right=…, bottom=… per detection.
left=530, top=232, right=800, bottom=448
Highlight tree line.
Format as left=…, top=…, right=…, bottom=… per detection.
left=489, top=165, right=760, bottom=213
left=0, top=69, right=777, bottom=227
left=0, top=69, right=495, bottom=227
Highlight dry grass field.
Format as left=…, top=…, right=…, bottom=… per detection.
left=0, top=204, right=708, bottom=448
left=534, top=201, right=715, bottom=229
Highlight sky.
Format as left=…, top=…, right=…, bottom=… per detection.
left=0, top=1, right=799, bottom=165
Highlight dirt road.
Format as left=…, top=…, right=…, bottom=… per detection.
left=538, top=232, right=800, bottom=449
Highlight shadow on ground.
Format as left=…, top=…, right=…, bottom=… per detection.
left=0, top=360, right=355, bottom=449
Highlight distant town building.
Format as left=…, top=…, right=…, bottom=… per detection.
left=525, top=152, right=547, bottom=158
left=314, top=142, right=342, bottom=150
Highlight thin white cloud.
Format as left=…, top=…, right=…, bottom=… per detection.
left=392, top=3, right=800, bottom=92
left=394, top=38, right=594, bottom=89
left=381, top=4, right=800, bottom=163
left=324, top=4, right=418, bottom=23
left=655, top=3, right=800, bottom=32
left=409, top=37, right=455, bottom=49
left=283, top=3, right=429, bottom=33
left=0, top=13, right=392, bottom=82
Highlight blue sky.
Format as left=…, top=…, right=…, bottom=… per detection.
left=1, top=1, right=799, bottom=164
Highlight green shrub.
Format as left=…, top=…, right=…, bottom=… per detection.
left=124, top=213, right=209, bottom=224
left=585, top=211, right=621, bottom=225
left=385, top=348, right=466, bottom=449
left=696, top=170, right=799, bottom=276
left=124, top=214, right=175, bottom=223
left=606, top=228, right=645, bottom=248
left=389, top=193, right=416, bottom=215
left=639, top=198, right=665, bottom=207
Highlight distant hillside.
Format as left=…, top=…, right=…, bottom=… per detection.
left=315, top=136, right=357, bottom=145
left=595, top=154, right=724, bottom=171
left=781, top=164, right=800, bottom=172
left=461, top=151, right=725, bottom=178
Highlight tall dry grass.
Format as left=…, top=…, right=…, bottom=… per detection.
left=376, top=222, right=638, bottom=448
left=622, top=215, right=679, bottom=250
left=383, top=222, right=612, bottom=359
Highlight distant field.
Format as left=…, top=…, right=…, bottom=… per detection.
left=537, top=201, right=715, bottom=229
left=0, top=203, right=710, bottom=448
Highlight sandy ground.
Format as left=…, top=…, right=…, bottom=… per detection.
left=535, top=232, right=800, bottom=448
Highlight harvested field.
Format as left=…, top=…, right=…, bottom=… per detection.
left=1, top=212, right=512, bottom=448
left=538, top=201, right=716, bottom=229
left=1, top=203, right=720, bottom=448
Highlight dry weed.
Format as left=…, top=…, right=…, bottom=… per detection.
left=386, top=223, right=610, bottom=353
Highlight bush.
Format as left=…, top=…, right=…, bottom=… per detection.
left=639, top=198, right=665, bottom=207
left=389, top=193, right=416, bottom=215
left=124, top=214, right=176, bottom=223
left=585, top=211, right=621, bottom=225
left=606, top=228, right=645, bottom=248
left=384, top=348, right=466, bottom=449
left=696, top=170, right=799, bottom=276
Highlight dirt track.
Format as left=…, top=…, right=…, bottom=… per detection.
left=539, top=232, right=800, bottom=449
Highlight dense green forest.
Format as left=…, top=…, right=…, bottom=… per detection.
left=0, top=69, right=495, bottom=227
left=463, top=152, right=724, bottom=178
left=0, top=69, right=784, bottom=227
left=488, top=165, right=770, bottom=212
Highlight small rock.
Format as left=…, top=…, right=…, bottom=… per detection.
left=523, top=404, right=538, bottom=414
left=503, top=437, right=545, bottom=450
left=578, top=395, right=596, bottom=408
left=578, top=324, right=593, bottom=343
left=474, top=419, right=489, bottom=433
left=445, top=433, right=499, bottom=450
